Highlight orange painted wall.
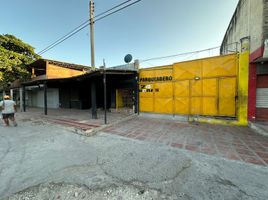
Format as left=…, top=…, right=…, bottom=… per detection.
left=46, top=64, right=85, bottom=79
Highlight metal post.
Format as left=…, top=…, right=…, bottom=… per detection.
left=22, top=86, right=26, bottom=112
left=103, top=60, right=107, bottom=124
left=135, top=72, right=139, bottom=114
left=89, top=0, right=95, bottom=67
left=19, top=87, right=23, bottom=112
left=91, top=81, right=97, bottom=119
left=44, top=81, right=47, bottom=115
left=10, top=89, right=13, bottom=100
left=134, top=60, right=140, bottom=114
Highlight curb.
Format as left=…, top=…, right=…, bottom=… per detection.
left=78, top=114, right=138, bottom=137
left=249, top=122, right=268, bottom=137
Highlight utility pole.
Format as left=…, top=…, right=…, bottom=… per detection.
left=89, top=0, right=95, bottom=67
left=89, top=0, right=97, bottom=119
left=103, top=59, right=107, bottom=124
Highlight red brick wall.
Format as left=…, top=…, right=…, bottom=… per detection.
left=256, top=108, right=268, bottom=121
left=248, top=46, right=264, bottom=121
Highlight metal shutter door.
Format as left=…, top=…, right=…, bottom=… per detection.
left=256, top=88, right=268, bottom=108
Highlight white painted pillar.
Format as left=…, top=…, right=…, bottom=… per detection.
left=10, top=89, right=14, bottom=100
left=20, top=87, right=23, bottom=112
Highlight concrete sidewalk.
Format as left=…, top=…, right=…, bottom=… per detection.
left=0, top=119, right=268, bottom=199
left=249, top=121, right=268, bottom=137
left=15, top=107, right=134, bottom=132
left=13, top=110, right=268, bottom=166
left=104, top=116, right=268, bottom=166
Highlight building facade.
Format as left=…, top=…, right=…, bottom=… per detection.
left=9, top=59, right=138, bottom=117
left=139, top=51, right=249, bottom=126
left=22, top=59, right=91, bottom=110
left=220, top=0, right=268, bottom=121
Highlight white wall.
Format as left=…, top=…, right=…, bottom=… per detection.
left=221, top=0, right=264, bottom=54
left=27, top=88, right=59, bottom=109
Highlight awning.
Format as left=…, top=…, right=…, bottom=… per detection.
left=252, top=57, right=268, bottom=64
left=21, top=68, right=137, bottom=86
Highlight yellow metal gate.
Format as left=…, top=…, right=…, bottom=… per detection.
left=139, top=54, right=238, bottom=117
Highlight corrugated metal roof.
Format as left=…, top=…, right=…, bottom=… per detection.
left=28, top=59, right=93, bottom=71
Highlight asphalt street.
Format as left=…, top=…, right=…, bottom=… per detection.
left=0, top=120, right=268, bottom=199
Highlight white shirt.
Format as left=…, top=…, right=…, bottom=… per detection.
left=0, top=100, right=16, bottom=114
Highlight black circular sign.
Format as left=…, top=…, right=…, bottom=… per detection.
left=124, top=54, right=133, bottom=63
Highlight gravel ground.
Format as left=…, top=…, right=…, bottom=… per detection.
left=6, top=183, right=175, bottom=200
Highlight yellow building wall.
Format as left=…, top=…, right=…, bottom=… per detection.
left=116, top=89, right=124, bottom=109
left=236, top=49, right=249, bottom=125
left=139, top=54, right=239, bottom=118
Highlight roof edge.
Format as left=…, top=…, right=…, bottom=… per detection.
left=28, top=58, right=92, bottom=71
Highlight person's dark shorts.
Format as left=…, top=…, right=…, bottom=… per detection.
left=2, top=113, right=15, bottom=119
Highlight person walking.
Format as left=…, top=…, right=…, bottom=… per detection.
left=0, top=95, right=17, bottom=127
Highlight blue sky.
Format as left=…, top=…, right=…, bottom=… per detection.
left=0, top=0, right=238, bottom=68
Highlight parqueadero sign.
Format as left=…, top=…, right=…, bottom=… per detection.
left=139, top=76, right=173, bottom=82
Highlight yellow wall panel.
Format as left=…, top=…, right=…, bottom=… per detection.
left=202, top=54, right=237, bottom=78
left=175, top=97, right=189, bottom=114
left=219, top=98, right=236, bottom=116
left=191, top=97, right=202, bottom=115
left=140, top=98, right=154, bottom=112
left=190, top=80, right=202, bottom=96
left=139, top=83, right=154, bottom=98
left=139, top=54, right=238, bottom=118
left=203, top=79, right=217, bottom=96
left=219, top=78, right=236, bottom=97
left=116, top=90, right=123, bottom=109
left=154, top=82, right=173, bottom=98
left=173, top=61, right=201, bottom=80
left=203, top=97, right=217, bottom=115
left=219, top=77, right=236, bottom=116
left=154, top=68, right=172, bottom=78
left=174, top=80, right=189, bottom=97
left=154, top=98, right=173, bottom=114
left=139, top=70, right=155, bottom=82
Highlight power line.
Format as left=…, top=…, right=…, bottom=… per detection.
left=38, top=23, right=90, bottom=55
left=38, top=0, right=141, bottom=55
left=95, top=0, right=133, bottom=18
left=38, top=0, right=134, bottom=55
left=95, top=0, right=141, bottom=23
left=140, top=52, right=197, bottom=68
left=37, top=20, right=89, bottom=55
left=140, top=46, right=221, bottom=63
left=140, top=42, right=240, bottom=63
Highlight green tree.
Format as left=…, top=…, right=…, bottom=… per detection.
left=0, top=34, right=40, bottom=88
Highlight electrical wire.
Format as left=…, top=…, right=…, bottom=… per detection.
left=38, top=0, right=134, bottom=55
left=140, top=42, right=239, bottom=67
left=95, top=0, right=133, bottom=18
left=141, top=52, right=197, bottom=68
left=95, top=0, right=141, bottom=23
left=37, top=20, right=89, bottom=55
left=140, top=46, right=221, bottom=63
left=38, top=0, right=141, bottom=55
left=38, top=23, right=90, bottom=55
